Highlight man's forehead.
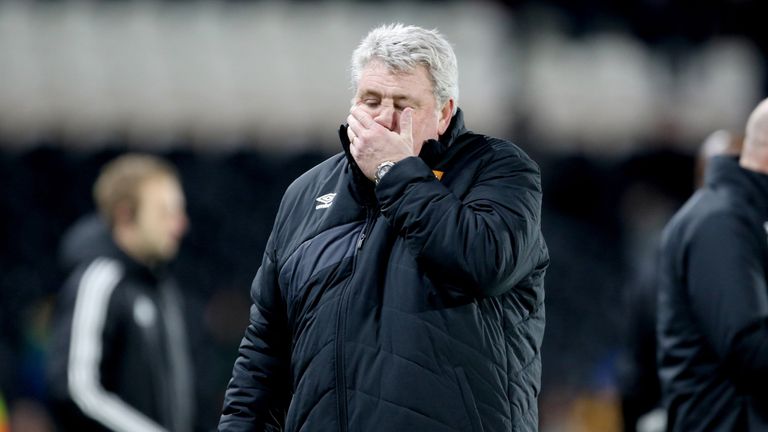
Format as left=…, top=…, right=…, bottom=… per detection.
left=362, top=59, right=428, bottom=78
left=139, top=176, right=183, bottom=199
left=357, top=62, right=433, bottom=95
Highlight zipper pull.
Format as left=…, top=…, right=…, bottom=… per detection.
left=356, top=232, right=366, bottom=250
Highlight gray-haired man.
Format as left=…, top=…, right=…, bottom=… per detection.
left=219, top=24, right=549, bottom=432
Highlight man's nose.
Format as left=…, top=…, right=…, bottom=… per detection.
left=373, top=106, right=398, bottom=131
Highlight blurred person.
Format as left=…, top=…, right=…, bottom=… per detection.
left=219, top=23, right=549, bottom=431
left=47, top=154, right=194, bottom=432
left=620, top=133, right=742, bottom=432
left=658, top=98, right=768, bottom=431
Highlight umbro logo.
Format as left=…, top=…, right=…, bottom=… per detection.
left=315, top=193, right=336, bottom=210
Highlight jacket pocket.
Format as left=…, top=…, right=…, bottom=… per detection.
left=454, top=367, right=485, bottom=432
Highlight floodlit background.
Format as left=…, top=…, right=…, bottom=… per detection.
left=1, top=1, right=766, bottom=431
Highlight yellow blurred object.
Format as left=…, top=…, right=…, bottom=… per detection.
left=568, top=391, right=622, bottom=432
left=0, top=393, right=9, bottom=432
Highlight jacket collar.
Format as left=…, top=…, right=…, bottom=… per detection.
left=706, top=155, right=768, bottom=218
left=338, top=124, right=376, bottom=205
left=419, top=108, right=467, bottom=168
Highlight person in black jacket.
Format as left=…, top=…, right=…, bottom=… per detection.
left=657, top=98, right=768, bottom=431
left=47, top=154, right=194, bottom=432
left=219, top=24, right=549, bottom=432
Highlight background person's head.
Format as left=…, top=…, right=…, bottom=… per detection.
left=741, top=98, right=768, bottom=174
left=695, top=129, right=743, bottom=187
left=93, top=154, right=188, bottom=267
left=350, top=24, right=458, bottom=151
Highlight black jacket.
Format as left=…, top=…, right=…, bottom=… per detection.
left=219, top=110, right=549, bottom=432
left=658, top=156, right=768, bottom=431
left=47, top=215, right=194, bottom=432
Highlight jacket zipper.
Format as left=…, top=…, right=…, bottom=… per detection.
left=335, top=207, right=375, bottom=432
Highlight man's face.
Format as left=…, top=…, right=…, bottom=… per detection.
left=132, top=175, right=188, bottom=264
left=353, top=60, right=452, bottom=154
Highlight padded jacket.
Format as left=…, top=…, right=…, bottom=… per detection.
left=658, top=156, right=768, bottom=431
left=220, top=110, right=549, bottom=432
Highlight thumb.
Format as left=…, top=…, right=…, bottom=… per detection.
left=400, top=107, right=413, bottom=142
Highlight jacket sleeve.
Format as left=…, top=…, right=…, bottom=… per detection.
left=375, top=147, right=547, bottom=297
left=219, top=232, right=291, bottom=431
left=686, top=212, right=768, bottom=393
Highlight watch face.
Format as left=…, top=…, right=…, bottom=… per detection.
left=375, top=162, right=395, bottom=184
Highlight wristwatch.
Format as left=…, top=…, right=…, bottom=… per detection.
left=374, top=161, right=396, bottom=185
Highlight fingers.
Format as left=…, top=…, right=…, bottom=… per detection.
left=349, top=138, right=359, bottom=160
left=399, top=107, right=413, bottom=141
left=347, top=113, right=363, bottom=137
left=346, top=122, right=356, bottom=144
left=347, top=107, right=373, bottom=147
left=349, top=105, right=376, bottom=129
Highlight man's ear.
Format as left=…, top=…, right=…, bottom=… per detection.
left=113, top=202, right=136, bottom=227
left=437, top=99, right=455, bottom=136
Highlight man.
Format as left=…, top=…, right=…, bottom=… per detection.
left=658, top=98, right=768, bottom=431
left=47, top=154, right=194, bottom=432
left=219, top=24, right=549, bottom=431
left=620, top=130, right=743, bottom=432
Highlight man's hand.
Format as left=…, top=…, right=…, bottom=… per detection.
left=347, top=105, right=416, bottom=181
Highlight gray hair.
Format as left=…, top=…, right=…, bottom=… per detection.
left=350, top=23, right=459, bottom=114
